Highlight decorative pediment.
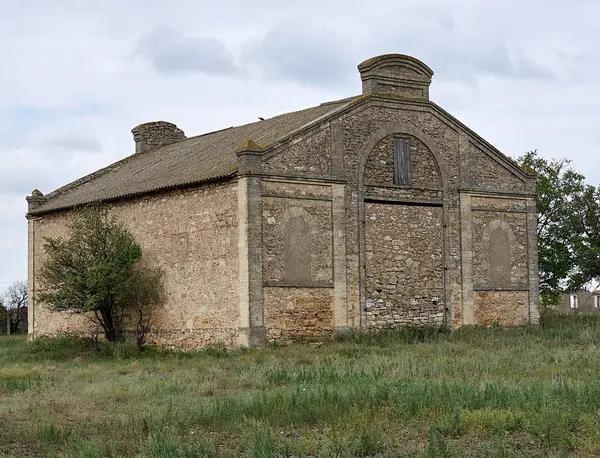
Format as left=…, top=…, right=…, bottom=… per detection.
left=358, top=54, right=434, bottom=100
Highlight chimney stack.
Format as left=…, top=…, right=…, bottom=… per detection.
left=358, top=54, right=434, bottom=101
left=131, top=121, right=186, bottom=154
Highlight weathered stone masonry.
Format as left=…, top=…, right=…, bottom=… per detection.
left=29, top=183, right=240, bottom=349
left=27, top=53, right=539, bottom=348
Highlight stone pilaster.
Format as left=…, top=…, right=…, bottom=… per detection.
left=237, top=176, right=266, bottom=347
left=332, top=184, right=348, bottom=331
left=527, top=197, right=540, bottom=323
left=27, top=217, right=36, bottom=339
left=460, top=193, right=474, bottom=325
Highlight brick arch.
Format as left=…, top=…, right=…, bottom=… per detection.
left=357, top=122, right=447, bottom=193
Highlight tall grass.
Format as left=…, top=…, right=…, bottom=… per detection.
left=1, top=313, right=600, bottom=456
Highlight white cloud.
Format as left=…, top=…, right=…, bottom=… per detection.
left=135, top=28, right=240, bottom=75
left=244, top=18, right=357, bottom=86
left=1, top=0, right=600, bottom=285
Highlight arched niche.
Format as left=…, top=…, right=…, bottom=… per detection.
left=482, top=219, right=516, bottom=288
left=280, top=207, right=317, bottom=284
left=283, top=216, right=312, bottom=283
left=356, top=122, right=447, bottom=193
left=363, top=134, right=442, bottom=189
left=489, top=228, right=511, bottom=287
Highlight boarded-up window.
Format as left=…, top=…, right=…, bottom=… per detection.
left=393, top=138, right=412, bottom=185
left=284, top=216, right=311, bottom=283
left=489, top=228, right=511, bottom=287
left=594, top=295, right=600, bottom=308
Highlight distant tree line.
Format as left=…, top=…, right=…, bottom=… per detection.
left=520, top=151, right=600, bottom=306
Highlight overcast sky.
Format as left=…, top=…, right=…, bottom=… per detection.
left=1, top=0, right=598, bottom=288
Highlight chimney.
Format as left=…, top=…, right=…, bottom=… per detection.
left=131, top=121, right=186, bottom=154
left=358, top=54, right=434, bottom=101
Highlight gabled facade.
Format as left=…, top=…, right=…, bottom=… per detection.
left=26, top=54, right=539, bottom=348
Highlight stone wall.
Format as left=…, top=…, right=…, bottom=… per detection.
left=460, top=194, right=534, bottom=326
left=261, top=180, right=335, bottom=342
left=262, top=125, right=331, bottom=178
left=472, top=208, right=528, bottom=289
left=337, top=103, right=461, bottom=329
left=263, top=287, right=334, bottom=341
left=264, top=98, right=537, bottom=333
left=474, top=291, right=529, bottom=325
left=467, top=142, right=526, bottom=194
left=262, top=187, right=333, bottom=286
left=28, top=213, right=91, bottom=336
left=29, top=181, right=240, bottom=349
left=364, top=202, right=445, bottom=327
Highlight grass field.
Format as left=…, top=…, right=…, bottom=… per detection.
left=2, top=314, right=600, bottom=457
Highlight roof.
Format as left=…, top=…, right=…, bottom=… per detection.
left=30, top=97, right=355, bottom=215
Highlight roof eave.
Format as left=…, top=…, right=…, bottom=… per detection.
left=26, top=172, right=238, bottom=218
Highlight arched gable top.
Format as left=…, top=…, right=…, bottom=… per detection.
left=357, top=123, right=446, bottom=192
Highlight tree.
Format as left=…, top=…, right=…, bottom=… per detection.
left=519, top=151, right=600, bottom=305
left=3, top=281, right=28, bottom=333
left=37, top=207, right=164, bottom=344
left=569, top=185, right=600, bottom=291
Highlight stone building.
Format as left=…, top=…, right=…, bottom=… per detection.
left=557, top=291, right=600, bottom=313
left=26, top=54, right=539, bottom=348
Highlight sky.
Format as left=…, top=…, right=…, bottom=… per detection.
left=1, top=0, right=599, bottom=288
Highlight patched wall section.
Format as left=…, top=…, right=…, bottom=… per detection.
left=263, top=288, right=334, bottom=341
left=262, top=180, right=335, bottom=341
left=364, top=202, right=445, bottom=327
left=29, top=181, right=240, bottom=349
left=475, top=291, right=529, bottom=325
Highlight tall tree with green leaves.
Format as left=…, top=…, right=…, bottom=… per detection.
left=520, top=151, right=600, bottom=305
left=38, top=207, right=164, bottom=344
left=569, top=185, right=600, bottom=291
